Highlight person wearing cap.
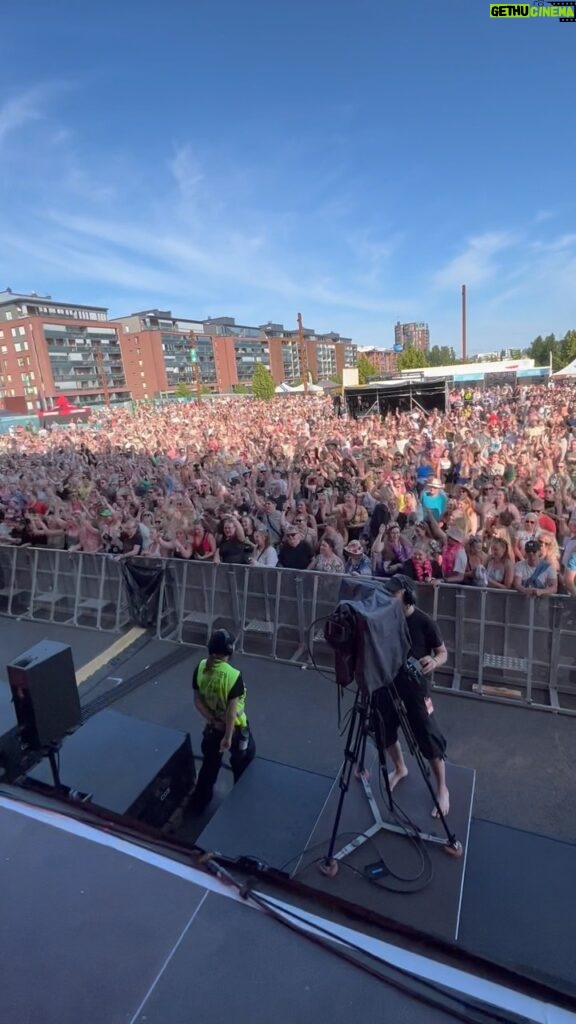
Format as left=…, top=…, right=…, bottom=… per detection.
left=514, top=539, right=558, bottom=597
left=421, top=478, right=448, bottom=522
left=343, top=539, right=372, bottom=577
left=191, top=628, right=255, bottom=812
left=375, top=575, right=450, bottom=817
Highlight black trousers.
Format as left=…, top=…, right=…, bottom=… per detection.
left=372, top=670, right=447, bottom=762
left=193, top=724, right=256, bottom=811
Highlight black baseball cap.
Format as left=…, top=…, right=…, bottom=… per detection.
left=525, top=540, right=541, bottom=554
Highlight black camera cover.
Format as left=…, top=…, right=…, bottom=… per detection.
left=324, top=578, right=411, bottom=695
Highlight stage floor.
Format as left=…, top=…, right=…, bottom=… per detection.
left=198, top=755, right=475, bottom=943
left=2, top=619, right=576, bottom=1005
left=0, top=798, right=494, bottom=1024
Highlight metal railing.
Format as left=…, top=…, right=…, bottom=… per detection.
left=0, top=546, right=130, bottom=631
left=0, top=546, right=575, bottom=713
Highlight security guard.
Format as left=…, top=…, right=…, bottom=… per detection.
left=191, top=629, right=256, bottom=811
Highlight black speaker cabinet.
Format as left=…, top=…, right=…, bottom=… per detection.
left=7, top=641, right=81, bottom=750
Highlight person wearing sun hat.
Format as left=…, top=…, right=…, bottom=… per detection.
left=421, top=477, right=448, bottom=522
left=343, top=538, right=372, bottom=577
left=441, top=524, right=467, bottom=584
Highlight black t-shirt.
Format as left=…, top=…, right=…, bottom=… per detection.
left=278, top=540, right=313, bottom=569
left=218, top=538, right=250, bottom=564
left=405, top=607, right=443, bottom=660
left=122, top=528, right=144, bottom=554
left=192, top=665, right=245, bottom=701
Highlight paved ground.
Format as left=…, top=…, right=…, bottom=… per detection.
left=0, top=617, right=120, bottom=675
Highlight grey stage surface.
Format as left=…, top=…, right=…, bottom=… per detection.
left=2, top=620, right=576, bottom=1000
left=198, top=756, right=475, bottom=943
left=297, top=757, right=474, bottom=943
left=0, top=801, right=465, bottom=1024
left=0, top=616, right=117, bottom=674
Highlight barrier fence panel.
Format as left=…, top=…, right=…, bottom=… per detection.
left=0, top=547, right=131, bottom=632
left=152, top=563, right=576, bottom=711
left=553, top=599, right=576, bottom=708
left=1, top=545, right=575, bottom=712
left=238, top=565, right=279, bottom=658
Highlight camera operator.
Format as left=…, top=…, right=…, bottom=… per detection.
left=191, top=629, right=256, bottom=813
left=374, top=575, right=450, bottom=817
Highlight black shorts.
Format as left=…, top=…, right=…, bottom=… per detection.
left=371, top=668, right=447, bottom=762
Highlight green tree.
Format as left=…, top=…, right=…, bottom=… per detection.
left=232, top=383, right=248, bottom=395
left=509, top=349, right=524, bottom=360
left=559, top=330, right=576, bottom=371
left=428, top=345, right=457, bottom=367
left=175, top=381, right=193, bottom=398
left=357, top=355, right=380, bottom=385
left=252, top=362, right=276, bottom=400
left=396, top=345, right=429, bottom=371
left=526, top=332, right=561, bottom=369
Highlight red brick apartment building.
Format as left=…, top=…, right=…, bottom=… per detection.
left=0, top=291, right=359, bottom=408
left=0, top=289, right=132, bottom=411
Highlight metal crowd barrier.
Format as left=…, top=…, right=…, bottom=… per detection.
left=0, top=546, right=130, bottom=631
left=0, top=545, right=575, bottom=713
left=153, top=560, right=576, bottom=714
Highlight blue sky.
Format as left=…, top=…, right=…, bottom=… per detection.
left=0, top=0, right=575, bottom=353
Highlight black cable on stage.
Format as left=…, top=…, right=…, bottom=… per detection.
left=202, top=858, right=538, bottom=1024
left=306, top=615, right=339, bottom=686
left=299, top=639, right=435, bottom=889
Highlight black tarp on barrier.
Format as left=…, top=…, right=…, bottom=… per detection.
left=121, top=559, right=165, bottom=628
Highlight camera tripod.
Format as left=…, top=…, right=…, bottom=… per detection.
left=319, top=679, right=462, bottom=878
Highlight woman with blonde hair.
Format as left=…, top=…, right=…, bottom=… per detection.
left=537, top=532, right=561, bottom=571
left=453, top=491, right=478, bottom=536
left=250, top=528, right=278, bottom=567
left=485, top=537, right=515, bottom=590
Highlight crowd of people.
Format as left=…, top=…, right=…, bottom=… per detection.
left=1, top=381, right=576, bottom=598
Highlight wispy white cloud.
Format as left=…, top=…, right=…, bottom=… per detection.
left=0, top=89, right=44, bottom=147
left=534, top=209, right=555, bottom=224
left=432, top=231, right=518, bottom=290
left=529, top=233, right=576, bottom=253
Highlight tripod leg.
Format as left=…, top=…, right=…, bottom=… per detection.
left=371, top=706, right=395, bottom=813
left=320, top=692, right=368, bottom=877
left=354, top=714, right=370, bottom=779
left=391, top=683, right=462, bottom=857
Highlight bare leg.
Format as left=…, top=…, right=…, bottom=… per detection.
left=386, top=741, right=408, bottom=791
left=430, top=757, right=450, bottom=817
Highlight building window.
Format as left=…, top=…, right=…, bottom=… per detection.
left=0, top=346, right=6, bottom=354
left=5, top=311, right=12, bottom=320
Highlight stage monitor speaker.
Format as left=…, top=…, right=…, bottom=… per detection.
left=7, top=641, right=81, bottom=750
left=26, top=709, right=196, bottom=829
